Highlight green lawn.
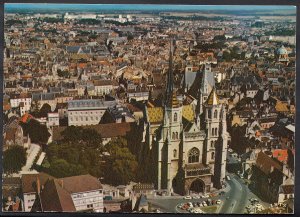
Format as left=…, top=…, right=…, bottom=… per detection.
left=201, top=205, right=218, bottom=213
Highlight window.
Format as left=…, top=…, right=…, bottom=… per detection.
left=173, top=149, right=177, bottom=158
left=214, top=110, right=218, bottom=119
left=211, top=152, right=215, bottom=160
left=188, top=148, right=200, bottom=163
left=172, top=132, right=175, bottom=140
left=176, top=132, right=179, bottom=139
left=211, top=141, right=214, bottom=148
left=215, top=128, right=218, bottom=136
left=208, top=110, right=211, bottom=119
left=212, top=128, right=214, bottom=136
left=174, top=112, right=178, bottom=122
left=87, top=204, right=93, bottom=208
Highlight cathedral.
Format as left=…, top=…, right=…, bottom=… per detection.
left=145, top=40, right=229, bottom=195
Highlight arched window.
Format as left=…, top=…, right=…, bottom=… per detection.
left=173, top=149, right=177, bottom=158
left=208, top=110, right=212, bottom=119
left=172, top=132, right=175, bottom=140
left=214, top=110, right=218, bottom=119
left=211, top=128, right=214, bottom=136
left=188, top=148, right=200, bottom=163
left=211, top=141, right=214, bottom=148
left=176, top=132, right=179, bottom=139
left=174, top=112, right=178, bottom=122
left=211, top=152, right=215, bottom=160
left=215, top=128, right=218, bottom=136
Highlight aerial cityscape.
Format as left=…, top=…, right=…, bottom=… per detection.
left=2, top=4, right=295, bottom=214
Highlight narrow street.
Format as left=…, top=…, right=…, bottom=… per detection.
left=219, top=174, right=248, bottom=214
left=9, top=143, right=41, bottom=177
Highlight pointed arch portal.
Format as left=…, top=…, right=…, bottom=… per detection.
left=189, top=179, right=205, bottom=193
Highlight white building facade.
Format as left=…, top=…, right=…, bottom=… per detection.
left=68, top=99, right=116, bottom=126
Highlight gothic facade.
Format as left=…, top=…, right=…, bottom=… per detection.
left=145, top=41, right=229, bottom=195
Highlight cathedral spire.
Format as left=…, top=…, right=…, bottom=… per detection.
left=165, top=38, right=176, bottom=107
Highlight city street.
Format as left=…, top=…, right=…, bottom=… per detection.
left=219, top=173, right=248, bottom=213
left=148, top=173, right=269, bottom=214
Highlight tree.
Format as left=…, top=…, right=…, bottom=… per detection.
left=39, top=103, right=52, bottom=118
left=127, top=35, right=134, bottom=41
left=213, top=35, right=226, bottom=41
left=31, top=100, right=40, bottom=117
left=49, top=158, right=87, bottom=178
left=44, top=126, right=104, bottom=178
left=3, top=145, right=26, bottom=175
left=21, top=119, right=50, bottom=144
left=57, top=69, right=69, bottom=78
left=103, top=137, right=138, bottom=185
left=61, top=126, right=103, bottom=149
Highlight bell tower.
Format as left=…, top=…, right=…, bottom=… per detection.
left=204, top=88, right=222, bottom=176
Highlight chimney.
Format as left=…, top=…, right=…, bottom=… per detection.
left=36, top=177, right=41, bottom=195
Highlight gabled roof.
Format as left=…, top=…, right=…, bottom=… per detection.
left=255, top=151, right=282, bottom=175
left=182, top=104, right=195, bottom=122
left=39, top=174, right=103, bottom=212
left=147, top=107, right=163, bottom=124
left=272, top=149, right=288, bottom=162
left=40, top=179, right=76, bottom=212
left=61, top=174, right=102, bottom=193
left=21, top=172, right=55, bottom=194
left=52, top=122, right=133, bottom=141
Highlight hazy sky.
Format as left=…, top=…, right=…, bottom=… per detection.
left=5, top=4, right=296, bottom=12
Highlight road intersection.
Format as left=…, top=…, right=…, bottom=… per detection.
left=148, top=173, right=267, bottom=214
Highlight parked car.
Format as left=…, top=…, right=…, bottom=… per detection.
left=216, top=199, right=221, bottom=205
left=184, top=196, right=192, bottom=200
left=188, top=202, right=193, bottom=207
left=219, top=191, right=225, bottom=195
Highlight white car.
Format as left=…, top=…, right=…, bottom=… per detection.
left=187, top=207, right=194, bottom=212
left=184, top=196, right=192, bottom=200
left=216, top=199, right=221, bottom=205
left=255, top=204, right=263, bottom=208
left=193, top=196, right=200, bottom=199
